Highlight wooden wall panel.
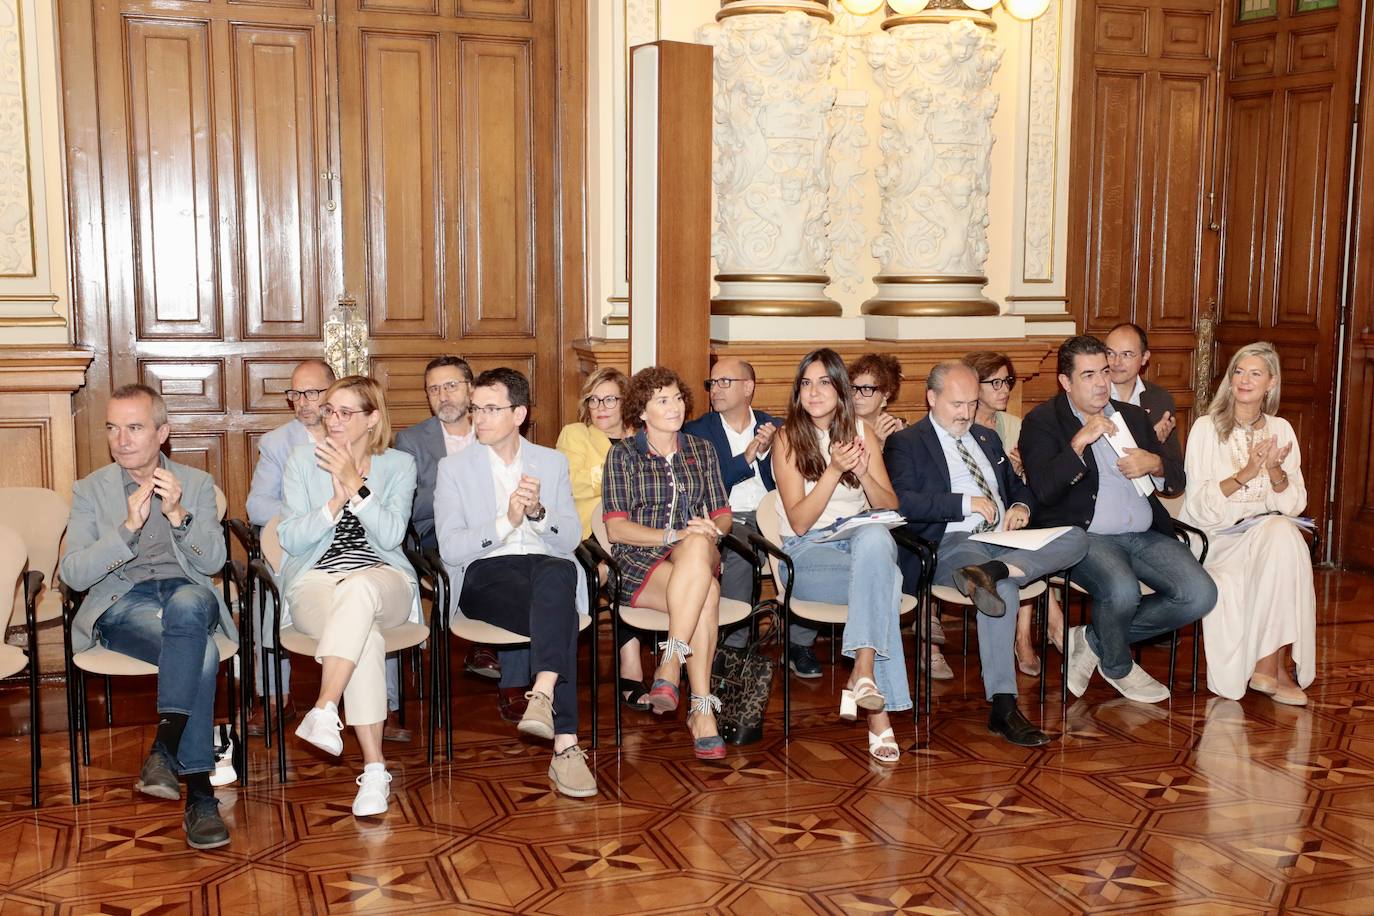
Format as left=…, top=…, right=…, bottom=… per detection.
left=1086, top=72, right=1144, bottom=326
left=1150, top=74, right=1208, bottom=329
left=139, top=359, right=226, bottom=414
left=1220, top=94, right=1272, bottom=323
left=363, top=32, right=440, bottom=337
left=0, top=420, right=51, bottom=488
left=234, top=25, right=324, bottom=339
left=459, top=39, right=534, bottom=338
left=125, top=19, right=220, bottom=340
left=1276, top=89, right=1332, bottom=326
left=457, top=0, right=530, bottom=19
left=167, top=433, right=227, bottom=487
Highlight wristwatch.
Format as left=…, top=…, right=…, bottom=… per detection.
left=525, top=505, right=547, bottom=522
left=173, top=511, right=193, bottom=532
left=355, top=484, right=371, bottom=501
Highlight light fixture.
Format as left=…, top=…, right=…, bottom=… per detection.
left=963, top=0, right=1001, bottom=9
left=837, top=0, right=885, bottom=13
left=887, top=0, right=931, bottom=13
left=1003, top=0, right=1051, bottom=17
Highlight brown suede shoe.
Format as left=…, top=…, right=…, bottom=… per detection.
left=498, top=687, right=530, bottom=724
left=246, top=698, right=297, bottom=737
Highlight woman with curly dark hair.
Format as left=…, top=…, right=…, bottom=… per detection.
left=601, top=366, right=733, bottom=759
left=847, top=352, right=906, bottom=448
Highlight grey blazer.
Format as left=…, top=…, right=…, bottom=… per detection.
left=394, top=415, right=447, bottom=547
left=433, top=438, right=588, bottom=618
left=60, top=458, right=235, bottom=653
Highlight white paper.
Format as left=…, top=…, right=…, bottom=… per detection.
left=815, top=510, right=906, bottom=543
left=1215, top=513, right=1316, bottom=537
left=968, top=525, right=1075, bottom=551
left=1105, top=412, right=1156, bottom=498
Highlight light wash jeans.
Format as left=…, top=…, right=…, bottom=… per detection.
left=781, top=523, right=911, bottom=712
left=95, top=578, right=221, bottom=774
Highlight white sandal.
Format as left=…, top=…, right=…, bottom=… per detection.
left=839, top=689, right=857, bottom=721
left=851, top=677, right=886, bottom=712
left=868, top=727, right=900, bottom=763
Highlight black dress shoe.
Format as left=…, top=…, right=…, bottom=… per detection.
left=788, top=644, right=822, bottom=679
left=466, top=647, right=502, bottom=680
left=135, top=746, right=181, bottom=800
left=988, top=695, right=1052, bottom=747
left=498, top=686, right=530, bottom=724
left=953, top=563, right=1007, bottom=618
left=183, top=795, right=231, bottom=850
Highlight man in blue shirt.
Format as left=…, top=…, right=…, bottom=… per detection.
left=1020, top=336, right=1215, bottom=704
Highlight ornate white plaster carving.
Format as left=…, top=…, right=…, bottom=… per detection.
left=625, top=0, right=658, bottom=45
left=1022, top=0, right=1059, bottom=282
left=0, top=0, right=34, bottom=278
left=866, top=20, right=1002, bottom=279
left=699, top=11, right=837, bottom=279
left=827, top=89, right=868, bottom=291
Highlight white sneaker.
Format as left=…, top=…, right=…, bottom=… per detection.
left=295, top=704, right=344, bottom=756
left=1066, top=626, right=1099, bottom=698
left=210, top=725, right=237, bottom=787
left=1103, top=663, right=1170, bottom=704
left=352, top=765, right=392, bottom=817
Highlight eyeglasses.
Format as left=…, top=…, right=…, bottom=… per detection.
left=585, top=395, right=621, bottom=409
left=467, top=404, right=518, bottom=417
left=852, top=384, right=881, bottom=398
left=980, top=377, right=1016, bottom=391
left=704, top=377, right=748, bottom=391
left=286, top=388, right=325, bottom=402
left=320, top=404, right=365, bottom=421
left=1106, top=350, right=1138, bottom=361
left=426, top=379, right=469, bottom=397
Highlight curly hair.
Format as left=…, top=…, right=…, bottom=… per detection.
left=846, top=352, right=903, bottom=403
left=623, top=365, right=693, bottom=430
left=576, top=367, right=629, bottom=425
left=963, top=351, right=1016, bottom=384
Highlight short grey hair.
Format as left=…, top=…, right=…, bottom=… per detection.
left=926, top=360, right=976, bottom=395
left=111, top=383, right=168, bottom=427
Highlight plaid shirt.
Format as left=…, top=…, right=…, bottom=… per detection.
left=602, top=430, right=730, bottom=532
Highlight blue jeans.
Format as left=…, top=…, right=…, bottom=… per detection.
left=933, top=528, right=1089, bottom=700
left=95, top=578, right=220, bottom=775
left=1071, top=530, right=1217, bottom=679
left=782, top=524, right=911, bottom=713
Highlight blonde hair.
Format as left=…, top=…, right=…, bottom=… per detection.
left=326, top=375, right=391, bottom=455
left=577, top=368, right=629, bottom=425
left=1207, top=341, right=1282, bottom=442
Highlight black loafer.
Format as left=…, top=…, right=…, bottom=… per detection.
left=988, top=700, right=1052, bottom=747
left=183, top=795, right=230, bottom=850
left=135, top=746, right=181, bottom=801
left=954, top=565, right=1007, bottom=618
left=787, top=644, right=822, bottom=679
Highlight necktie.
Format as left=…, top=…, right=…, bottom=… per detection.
left=955, top=437, right=999, bottom=533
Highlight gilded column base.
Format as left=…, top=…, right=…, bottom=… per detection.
left=711, top=274, right=841, bottom=317
left=861, top=275, right=998, bottom=317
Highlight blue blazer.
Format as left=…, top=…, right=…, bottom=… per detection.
left=433, top=438, right=589, bottom=618
left=883, top=416, right=1036, bottom=544
left=394, top=415, right=447, bottom=548
left=682, top=409, right=780, bottom=495
left=277, top=446, right=421, bottom=626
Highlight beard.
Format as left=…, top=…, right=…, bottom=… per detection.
left=436, top=403, right=466, bottom=424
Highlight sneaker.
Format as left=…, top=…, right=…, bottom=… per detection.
left=183, top=795, right=231, bottom=850
left=135, top=746, right=181, bottom=801
left=517, top=691, right=555, bottom=741
left=1066, top=626, right=1099, bottom=698
left=548, top=745, right=598, bottom=798
left=210, top=725, right=237, bottom=788
left=351, top=765, right=392, bottom=817
left=929, top=649, right=954, bottom=681
left=1102, top=663, right=1170, bottom=704
left=788, top=644, right=822, bottom=679
left=295, top=704, right=344, bottom=756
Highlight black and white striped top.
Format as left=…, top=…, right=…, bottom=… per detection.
left=314, top=506, right=383, bottom=573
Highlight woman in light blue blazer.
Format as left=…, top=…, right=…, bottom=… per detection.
left=277, top=375, right=419, bottom=818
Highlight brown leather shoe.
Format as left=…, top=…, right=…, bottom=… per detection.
left=465, top=647, right=501, bottom=680
left=382, top=711, right=412, bottom=743
left=246, top=698, right=297, bottom=737
left=498, top=687, right=530, bottom=724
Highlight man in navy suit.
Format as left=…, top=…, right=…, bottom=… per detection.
left=886, top=362, right=1087, bottom=746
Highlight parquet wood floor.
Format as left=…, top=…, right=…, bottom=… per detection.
left=1, top=568, right=1372, bottom=914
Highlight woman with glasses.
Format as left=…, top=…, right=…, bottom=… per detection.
left=602, top=366, right=732, bottom=759
left=555, top=368, right=650, bottom=710
left=963, top=351, right=1063, bottom=676
left=774, top=348, right=909, bottom=763
left=277, top=375, right=420, bottom=817
left=847, top=353, right=906, bottom=449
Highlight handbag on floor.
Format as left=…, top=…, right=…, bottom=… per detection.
left=711, top=607, right=778, bottom=745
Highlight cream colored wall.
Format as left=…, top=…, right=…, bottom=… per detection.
left=0, top=0, right=70, bottom=345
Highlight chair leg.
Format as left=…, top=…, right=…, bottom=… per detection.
left=29, top=658, right=40, bottom=808
left=589, top=613, right=600, bottom=751
left=611, top=612, right=623, bottom=747
left=1039, top=587, right=1050, bottom=705
left=80, top=670, right=91, bottom=767
left=396, top=652, right=407, bottom=728
left=274, top=650, right=287, bottom=783
left=1191, top=621, right=1200, bottom=693
left=65, top=663, right=80, bottom=805
left=1061, top=577, right=1072, bottom=706
left=782, top=603, right=792, bottom=739
left=104, top=675, right=113, bottom=726
left=444, top=625, right=454, bottom=760
left=1168, top=630, right=1178, bottom=692
left=427, top=637, right=437, bottom=767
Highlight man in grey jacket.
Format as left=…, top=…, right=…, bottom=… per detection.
left=60, top=384, right=237, bottom=850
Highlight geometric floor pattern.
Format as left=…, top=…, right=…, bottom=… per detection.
left=1, top=567, right=1372, bottom=914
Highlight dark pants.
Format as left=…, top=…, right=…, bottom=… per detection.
left=95, top=577, right=220, bottom=774
left=1071, top=530, right=1217, bottom=679
left=460, top=555, right=580, bottom=734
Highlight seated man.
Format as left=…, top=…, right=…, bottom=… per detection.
left=1020, top=335, right=1216, bottom=703
left=1104, top=322, right=1183, bottom=494
left=60, top=384, right=237, bottom=849
left=246, top=358, right=407, bottom=740
left=886, top=362, right=1087, bottom=746
left=434, top=368, right=596, bottom=798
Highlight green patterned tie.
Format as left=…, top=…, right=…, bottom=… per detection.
left=955, top=437, right=999, bottom=533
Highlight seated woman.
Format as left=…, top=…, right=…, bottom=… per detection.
left=1181, top=342, right=1314, bottom=705
left=773, top=348, right=909, bottom=762
left=964, top=350, right=1064, bottom=677
left=848, top=352, right=906, bottom=449
left=277, top=376, right=420, bottom=816
left=555, top=368, right=650, bottom=711
left=602, top=366, right=732, bottom=759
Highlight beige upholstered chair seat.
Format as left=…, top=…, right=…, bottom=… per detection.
left=0, top=642, right=26, bottom=679
left=73, top=631, right=239, bottom=676
left=278, top=622, right=430, bottom=657
left=450, top=611, right=593, bottom=646
left=931, top=578, right=1048, bottom=607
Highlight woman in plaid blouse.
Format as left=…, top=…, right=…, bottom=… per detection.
left=602, top=366, right=733, bottom=760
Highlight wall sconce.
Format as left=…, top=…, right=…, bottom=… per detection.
left=323, top=295, right=370, bottom=378
left=836, top=0, right=1051, bottom=20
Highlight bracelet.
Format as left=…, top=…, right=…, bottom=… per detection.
left=662, top=527, right=676, bottom=546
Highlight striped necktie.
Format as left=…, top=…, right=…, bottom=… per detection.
left=955, top=437, right=999, bottom=533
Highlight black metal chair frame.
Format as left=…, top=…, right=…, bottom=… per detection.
left=4, top=568, right=44, bottom=807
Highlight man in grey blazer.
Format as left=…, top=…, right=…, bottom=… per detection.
left=434, top=368, right=596, bottom=798
left=60, top=384, right=237, bottom=849
left=1106, top=322, right=1185, bottom=495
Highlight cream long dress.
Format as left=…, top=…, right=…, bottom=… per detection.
left=1179, top=413, right=1315, bottom=699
